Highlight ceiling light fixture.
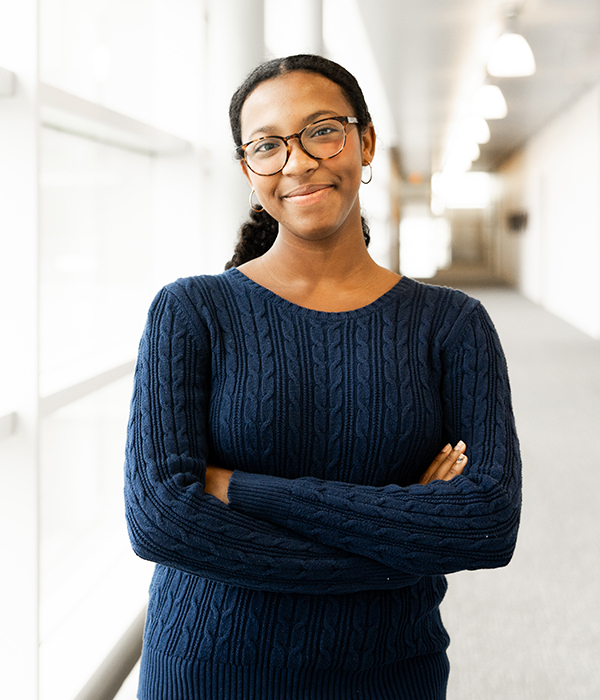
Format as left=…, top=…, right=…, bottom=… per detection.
left=471, top=83, right=508, bottom=120
left=487, top=5, right=536, bottom=77
left=458, top=115, right=491, bottom=144
left=443, top=149, right=474, bottom=175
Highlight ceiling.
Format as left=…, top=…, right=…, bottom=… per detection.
left=355, top=0, right=600, bottom=177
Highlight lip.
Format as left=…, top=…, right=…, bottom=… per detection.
left=283, top=184, right=333, bottom=205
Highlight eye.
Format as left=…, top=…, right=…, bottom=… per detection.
left=314, top=126, right=335, bottom=136
left=251, top=138, right=283, bottom=157
left=305, top=121, right=344, bottom=141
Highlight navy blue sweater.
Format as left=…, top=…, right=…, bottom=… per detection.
left=124, top=269, right=521, bottom=699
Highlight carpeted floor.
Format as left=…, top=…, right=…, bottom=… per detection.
left=443, top=286, right=600, bottom=700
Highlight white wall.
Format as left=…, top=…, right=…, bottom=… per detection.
left=498, top=84, right=600, bottom=338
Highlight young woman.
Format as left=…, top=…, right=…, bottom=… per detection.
left=125, top=54, right=521, bottom=700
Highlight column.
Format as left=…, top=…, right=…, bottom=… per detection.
left=265, top=0, right=324, bottom=58
left=204, top=0, right=266, bottom=273
left=300, top=0, right=324, bottom=56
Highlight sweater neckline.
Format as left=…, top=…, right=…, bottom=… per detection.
left=227, top=267, right=413, bottom=319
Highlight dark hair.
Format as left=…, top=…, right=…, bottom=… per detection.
left=225, top=54, right=372, bottom=269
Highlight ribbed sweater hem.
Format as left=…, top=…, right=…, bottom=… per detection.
left=137, top=648, right=450, bottom=700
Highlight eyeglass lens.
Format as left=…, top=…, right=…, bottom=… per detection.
left=245, top=119, right=347, bottom=175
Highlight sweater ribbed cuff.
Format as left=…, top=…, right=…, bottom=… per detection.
left=228, top=470, right=292, bottom=526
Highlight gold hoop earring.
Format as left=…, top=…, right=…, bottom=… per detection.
left=361, top=162, right=373, bottom=185
left=249, top=189, right=264, bottom=212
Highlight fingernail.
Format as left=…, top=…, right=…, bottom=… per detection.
left=442, top=444, right=451, bottom=453
left=457, top=455, right=464, bottom=462
left=454, top=440, right=465, bottom=450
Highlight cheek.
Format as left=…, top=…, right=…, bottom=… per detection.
left=246, top=173, right=269, bottom=202
left=253, top=180, right=277, bottom=205
left=251, top=182, right=283, bottom=221
left=338, top=158, right=363, bottom=196
left=337, top=141, right=364, bottom=182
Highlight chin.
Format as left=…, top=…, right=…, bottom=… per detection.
left=283, top=220, right=345, bottom=242
left=283, top=213, right=356, bottom=241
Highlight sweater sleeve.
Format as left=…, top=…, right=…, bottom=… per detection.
left=124, top=286, right=421, bottom=593
left=228, top=302, right=522, bottom=576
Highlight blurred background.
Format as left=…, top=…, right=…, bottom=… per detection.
left=1, top=1, right=599, bottom=698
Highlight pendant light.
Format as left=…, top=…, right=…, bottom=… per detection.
left=471, top=83, right=508, bottom=120
left=458, top=115, right=491, bottom=144
left=487, top=6, right=536, bottom=77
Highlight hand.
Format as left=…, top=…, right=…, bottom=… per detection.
left=204, top=465, right=234, bottom=504
left=419, top=441, right=468, bottom=485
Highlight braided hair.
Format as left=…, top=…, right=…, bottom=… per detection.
left=225, top=54, right=372, bottom=269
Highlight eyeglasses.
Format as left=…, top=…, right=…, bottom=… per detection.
left=237, top=116, right=359, bottom=176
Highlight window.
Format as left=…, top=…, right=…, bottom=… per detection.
left=1, top=2, right=206, bottom=698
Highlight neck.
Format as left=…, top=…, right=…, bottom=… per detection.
left=261, top=224, right=376, bottom=287
left=235, top=205, right=401, bottom=312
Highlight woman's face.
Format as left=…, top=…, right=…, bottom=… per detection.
left=239, top=70, right=375, bottom=245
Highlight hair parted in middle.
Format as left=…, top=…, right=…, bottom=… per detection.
left=225, top=54, right=373, bottom=270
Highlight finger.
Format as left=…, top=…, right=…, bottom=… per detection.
left=419, top=444, right=452, bottom=484
left=439, top=454, right=468, bottom=481
left=422, top=441, right=467, bottom=484
left=433, top=440, right=466, bottom=478
left=430, top=444, right=452, bottom=469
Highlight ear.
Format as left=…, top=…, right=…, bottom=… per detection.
left=361, top=123, right=376, bottom=165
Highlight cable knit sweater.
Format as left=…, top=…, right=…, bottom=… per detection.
left=124, top=268, right=521, bottom=700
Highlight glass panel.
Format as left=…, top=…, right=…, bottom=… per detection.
left=40, top=0, right=153, bottom=122
left=39, top=127, right=154, bottom=395
left=39, top=375, right=153, bottom=700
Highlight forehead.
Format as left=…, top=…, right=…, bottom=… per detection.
left=240, top=71, right=353, bottom=140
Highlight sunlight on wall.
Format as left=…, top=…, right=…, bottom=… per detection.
left=323, top=0, right=395, bottom=146
left=400, top=213, right=451, bottom=279
left=432, top=171, right=494, bottom=211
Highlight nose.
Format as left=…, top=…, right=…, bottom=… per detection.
left=281, top=137, right=318, bottom=176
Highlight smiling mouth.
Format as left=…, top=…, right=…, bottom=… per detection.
left=283, top=185, right=333, bottom=205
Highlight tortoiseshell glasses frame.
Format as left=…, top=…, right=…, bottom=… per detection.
left=236, top=116, right=360, bottom=176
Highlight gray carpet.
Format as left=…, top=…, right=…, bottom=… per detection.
left=443, top=287, right=600, bottom=700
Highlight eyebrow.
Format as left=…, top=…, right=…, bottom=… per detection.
left=247, top=110, right=341, bottom=140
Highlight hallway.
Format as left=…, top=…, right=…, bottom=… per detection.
left=4, top=2, right=600, bottom=697
left=442, top=286, right=600, bottom=699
